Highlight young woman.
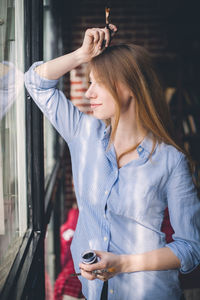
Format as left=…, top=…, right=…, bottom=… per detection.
left=25, top=25, right=200, bottom=300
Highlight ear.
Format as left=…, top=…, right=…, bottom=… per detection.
left=117, top=83, right=133, bottom=103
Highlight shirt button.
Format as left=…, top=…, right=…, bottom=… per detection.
left=109, top=289, right=114, bottom=294
left=104, top=214, right=106, bottom=219
left=138, top=146, right=143, bottom=152
left=104, top=236, right=108, bottom=241
left=105, top=190, right=109, bottom=195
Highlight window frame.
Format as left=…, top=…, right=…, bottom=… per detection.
left=0, top=0, right=45, bottom=298
left=0, top=0, right=66, bottom=298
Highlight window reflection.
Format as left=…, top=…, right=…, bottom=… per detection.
left=0, top=0, right=26, bottom=291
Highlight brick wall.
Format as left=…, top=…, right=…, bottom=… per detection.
left=66, top=0, right=171, bottom=115
left=61, top=0, right=200, bottom=102
left=69, top=1, right=170, bottom=55
left=60, top=0, right=200, bottom=212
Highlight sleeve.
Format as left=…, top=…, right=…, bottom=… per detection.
left=165, top=153, right=200, bottom=274
left=24, top=61, right=83, bottom=144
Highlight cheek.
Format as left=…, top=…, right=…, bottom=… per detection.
left=105, top=99, right=116, bottom=114
left=96, top=101, right=116, bottom=119
left=103, top=93, right=115, bottom=107
left=111, top=102, right=117, bottom=113
left=100, top=89, right=117, bottom=114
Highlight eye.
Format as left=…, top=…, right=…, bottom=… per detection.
left=87, top=81, right=92, bottom=88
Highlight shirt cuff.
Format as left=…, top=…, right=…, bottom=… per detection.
left=25, top=61, right=59, bottom=89
left=166, top=241, right=200, bottom=274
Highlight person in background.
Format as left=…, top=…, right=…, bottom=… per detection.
left=25, top=24, right=200, bottom=300
left=54, top=202, right=84, bottom=300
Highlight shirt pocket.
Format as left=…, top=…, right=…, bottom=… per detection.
left=109, top=183, right=158, bottom=222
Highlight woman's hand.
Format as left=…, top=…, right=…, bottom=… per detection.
left=34, top=25, right=117, bottom=80
left=79, top=250, right=126, bottom=281
left=78, top=24, right=117, bottom=63
left=78, top=247, right=182, bottom=282
left=78, top=247, right=181, bottom=282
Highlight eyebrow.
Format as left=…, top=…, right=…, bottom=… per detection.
left=89, top=75, right=95, bottom=82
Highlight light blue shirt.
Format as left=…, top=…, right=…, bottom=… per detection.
left=25, top=62, right=200, bottom=300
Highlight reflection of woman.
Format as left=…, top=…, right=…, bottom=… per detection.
left=0, top=61, right=24, bottom=120
left=25, top=25, right=200, bottom=300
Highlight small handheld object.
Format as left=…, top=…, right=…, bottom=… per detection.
left=70, top=250, right=116, bottom=277
left=81, top=250, right=98, bottom=264
left=102, top=5, right=113, bottom=48
left=105, top=6, right=110, bottom=28
left=70, top=250, right=98, bottom=277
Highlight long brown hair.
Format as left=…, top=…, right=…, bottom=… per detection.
left=88, top=44, right=188, bottom=165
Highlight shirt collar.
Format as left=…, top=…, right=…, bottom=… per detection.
left=101, top=124, right=111, bottom=140
left=101, top=126, right=158, bottom=156
left=138, top=132, right=158, bottom=155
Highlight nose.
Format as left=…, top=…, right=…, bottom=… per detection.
left=85, top=85, right=97, bottom=99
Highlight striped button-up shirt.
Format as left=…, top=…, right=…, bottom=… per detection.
left=25, top=62, right=200, bottom=300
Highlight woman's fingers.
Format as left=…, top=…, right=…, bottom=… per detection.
left=89, top=25, right=117, bottom=49
left=80, top=25, right=117, bottom=61
left=98, top=30, right=106, bottom=49
left=94, top=269, right=115, bottom=281
left=80, top=268, right=96, bottom=280
left=108, top=24, right=118, bottom=36
left=91, top=29, right=106, bottom=50
left=79, top=262, right=105, bottom=272
left=104, top=27, right=110, bottom=47
left=92, top=29, right=100, bottom=44
left=80, top=267, right=110, bottom=281
left=96, top=273, right=108, bottom=281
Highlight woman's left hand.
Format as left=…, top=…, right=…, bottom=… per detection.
left=79, top=250, right=125, bottom=281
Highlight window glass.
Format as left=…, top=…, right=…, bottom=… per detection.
left=0, top=0, right=27, bottom=290
left=43, top=0, right=57, bottom=184
left=43, top=0, right=66, bottom=185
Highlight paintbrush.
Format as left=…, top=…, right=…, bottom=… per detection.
left=70, top=267, right=116, bottom=277
left=102, top=6, right=112, bottom=48
left=105, top=6, right=110, bottom=28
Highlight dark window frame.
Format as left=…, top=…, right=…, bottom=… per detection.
left=0, top=0, right=62, bottom=299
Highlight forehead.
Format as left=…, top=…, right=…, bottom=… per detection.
left=89, top=71, right=101, bottom=83
left=88, top=68, right=105, bottom=84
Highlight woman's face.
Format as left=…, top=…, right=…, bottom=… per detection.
left=85, top=71, right=116, bottom=120
left=85, top=71, right=133, bottom=120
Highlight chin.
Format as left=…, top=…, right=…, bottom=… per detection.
left=93, top=114, right=111, bottom=121
left=92, top=111, right=113, bottom=120
left=92, top=114, right=104, bottom=120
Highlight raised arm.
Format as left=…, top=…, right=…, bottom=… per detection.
left=35, top=24, right=117, bottom=80
left=24, top=25, right=117, bottom=143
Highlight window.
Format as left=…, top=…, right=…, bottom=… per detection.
left=43, top=0, right=60, bottom=184
left=0, top=0, right=27, bottom=291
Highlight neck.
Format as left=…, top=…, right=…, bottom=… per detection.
left=111, top=102, right=147, bottom=147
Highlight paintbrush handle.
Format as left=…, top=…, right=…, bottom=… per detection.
left=70, top=272, right=81, bottom=277
left=70, top=268, right=115, bottom=277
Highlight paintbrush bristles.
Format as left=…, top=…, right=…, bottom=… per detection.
left=105, top=7, right=110, bottom=25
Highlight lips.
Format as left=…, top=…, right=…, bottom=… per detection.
left=90, top=103, right=102, bottom=109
